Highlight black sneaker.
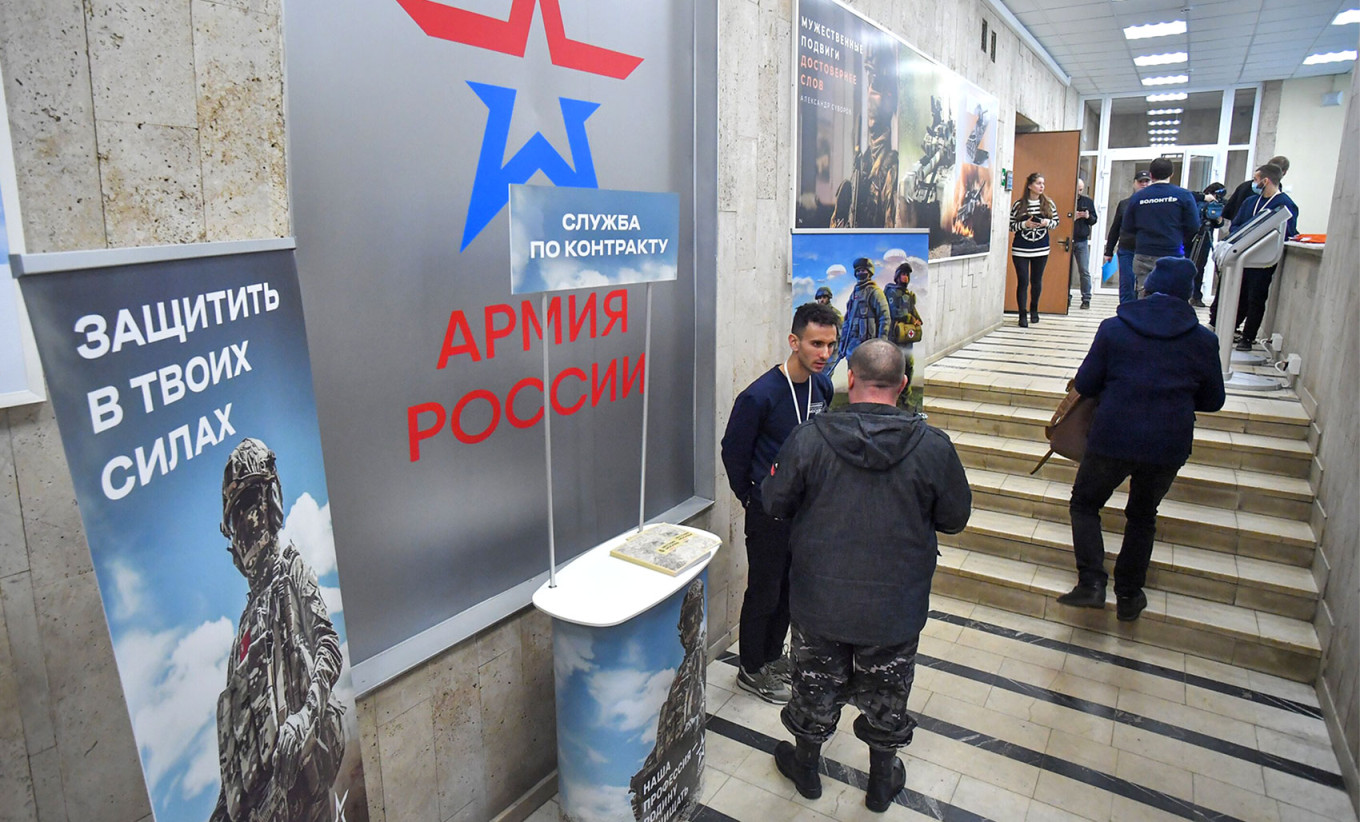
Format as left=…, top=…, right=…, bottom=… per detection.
left=1080, top=301, right=1091, bottom=309
left=1030, top=311, right=1040, bottom=324
left=1056, top=584, right=1106, bottom=608
left=1018, top=316, right=1028, bottom=328
left=1235, top=338, right=1253, bottom=352
left=1117, top=591, right=1148, bottom=622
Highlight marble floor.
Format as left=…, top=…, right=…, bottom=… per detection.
left=526, top=593, right=1354, bottom=822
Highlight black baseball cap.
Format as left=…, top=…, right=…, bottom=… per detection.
left=1134, top=170, right=1152, bottom=182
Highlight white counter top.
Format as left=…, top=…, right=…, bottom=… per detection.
left=532, top=524, right=721, bottom=627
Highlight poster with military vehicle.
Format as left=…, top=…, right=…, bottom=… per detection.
left=791, top=229, right=930, bottom=413
left=18, top=248, right=367, bottom=822
left=795, top=0, right=999, bottom=260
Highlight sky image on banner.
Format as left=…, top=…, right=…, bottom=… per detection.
left=554, top=577, right=706, bottom=822
left=509, top=185, right=680, bottom=294
left=286, top=0, right=702, bottom=676
left=18, top=252, right=367, bottom=822
left=791, top=230, right=930, bottom=412
left=795, top=0, right=999, bottom=260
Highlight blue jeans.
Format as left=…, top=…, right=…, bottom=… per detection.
left=1072, top=240, right=1091, bottom=302
left=1116, top=249, right=1136, bottom=303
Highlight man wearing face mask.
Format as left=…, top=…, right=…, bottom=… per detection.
left=212, top=438, right=346, bottom=822
left=1210, top=163, right=1299, bottom=350
left=1222, top=155, right=1289, bottom=224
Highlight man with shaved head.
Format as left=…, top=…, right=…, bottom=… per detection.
left=762, top=339, right=972, bottom=812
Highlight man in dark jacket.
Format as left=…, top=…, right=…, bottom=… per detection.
left=720, top=302, right=839, bottom=703
left=762, top=339, right=971, bottom=812
left=1072, top=177, right=1099, bottom=309
left=1103, top=170, right=1151, bottom=303
left=1057, top=257, right=1225, bottom=621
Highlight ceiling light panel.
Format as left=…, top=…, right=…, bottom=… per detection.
left=1142, top=75, right=1190, bottom=86
left=1124, top=20, right=1187, bottom=39
left=1303, top=50, right=1358, bottom=65
left=1146, top=108, right=1184, bottom=115
left=1134, top=52, right=1188, bottom=66
left=1334, top=9, right=1360, bottom=25
left=1146, top=92, right=1188, bottom=101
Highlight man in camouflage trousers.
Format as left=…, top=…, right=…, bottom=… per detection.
left=763, top=340, right=971, bottom=812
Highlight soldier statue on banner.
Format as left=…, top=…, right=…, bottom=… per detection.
left=212, top=438, right=346, bottom=822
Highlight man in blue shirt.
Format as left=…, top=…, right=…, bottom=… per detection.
left=1120, top=157, right=1201, bottom=297
left=1211, top=163, right=1299, bottom=350
left=720, top=302, right=838, bottom=703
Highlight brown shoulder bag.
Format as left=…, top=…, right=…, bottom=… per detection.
left=1030, top=379, right=1097, bottom=474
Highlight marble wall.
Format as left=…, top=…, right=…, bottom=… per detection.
left=0, top=1, right=1078, bottom=820
left=1265, top=67, right=1360, bottom=811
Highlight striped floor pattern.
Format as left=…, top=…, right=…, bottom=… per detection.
left=527, top=594, right=1354, bottom=822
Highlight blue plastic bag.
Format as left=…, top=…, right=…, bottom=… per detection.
left=1100, top=258, right=1119, bottom=287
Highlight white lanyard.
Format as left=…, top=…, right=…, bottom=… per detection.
left=1253, top=191, right=1278, bottom=218
left=780, top=362, right=811, bottom=425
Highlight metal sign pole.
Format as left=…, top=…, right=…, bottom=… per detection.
left=543, top=292, right=558, bottom=587
left=638, top=282, right=654, bottom=532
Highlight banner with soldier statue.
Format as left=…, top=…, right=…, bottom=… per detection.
left=795, top=0, right=999, bottom=260
left=18, top=248, right=367, bottom=822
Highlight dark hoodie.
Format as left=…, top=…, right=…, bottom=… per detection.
left=762, top=405, right=971, bottom=645
left=1075, top=295, right=1225, bottom=466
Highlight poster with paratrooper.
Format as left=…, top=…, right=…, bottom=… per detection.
left=795, top=0, right=999, bottom=259
left=17, top=249, right=367, bottom=822
left=791, top=230, right=930, bottom=414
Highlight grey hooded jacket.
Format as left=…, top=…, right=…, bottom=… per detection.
left=762, top=404, right=971, bottom=645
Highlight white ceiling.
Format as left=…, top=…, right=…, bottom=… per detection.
left=1002, top=0, right=1358, bottom=96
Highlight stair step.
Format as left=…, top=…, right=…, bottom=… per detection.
left=941, top=507, right=1318, bottom=621
left=926, top=374, right=1313, bottom=441
left=957, top=466, right=1316, bottom=567
left=934, top=411, right=1314, bottom=481
left=938, top=419, right=1313, bottom=520
left=932, top=545, right=1321, bottom=683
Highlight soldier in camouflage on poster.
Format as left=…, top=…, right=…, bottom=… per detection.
left=211, top=438, right=346, bottom=822
left=827, top=257, right=890, bottom=376
left=762, top=341, right=971, bottom=813
left=831, top=39, right=898, bottom=229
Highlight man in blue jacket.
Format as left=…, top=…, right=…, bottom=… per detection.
left=762, top=339, right=971, bottom=812
left=720, top=302, right=839, bottom=703
left=1120, top=157, right=1201, bottom=297
left=1210, top=162, right=1299, bottom=351
left=1057, top=257, right=1225, bottom=620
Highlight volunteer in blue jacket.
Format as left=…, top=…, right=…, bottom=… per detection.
left=1057, top=257, right=1225, bottom=621
left=1119, top=157, right=1201, bottom=297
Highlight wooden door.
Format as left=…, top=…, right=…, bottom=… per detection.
left=1006, top=130, right=1080, bottom=315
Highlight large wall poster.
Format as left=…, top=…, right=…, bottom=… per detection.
left=286, top=0, right=708, bottom=687
left=18, top=250, right=367, bottom=822
left=795, top=0, right=1000, bottom=260
left=791, top=230, right=930, bottom=413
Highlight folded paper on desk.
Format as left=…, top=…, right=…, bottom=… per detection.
left=610, top=524, right=720, bottom=576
